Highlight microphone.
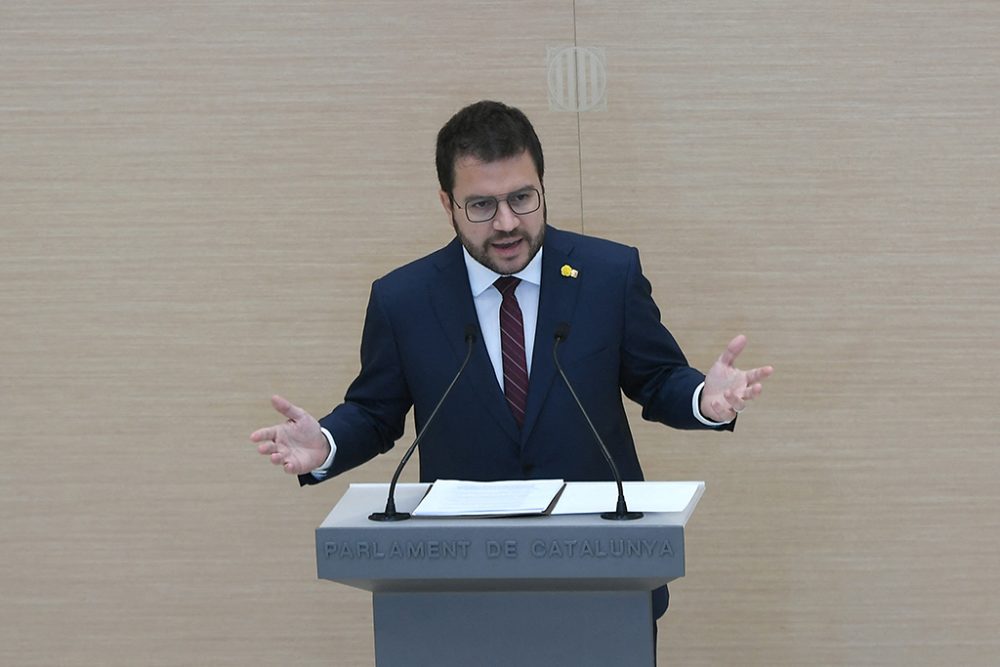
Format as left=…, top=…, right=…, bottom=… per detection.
left=369, top=324, right=478, bottom=521
left=553, top=323, right=643, bottom=521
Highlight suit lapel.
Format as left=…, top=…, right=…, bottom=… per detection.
left=521, top=228, right=581, bottom=443
left=429, top=239, right=521, bottom=442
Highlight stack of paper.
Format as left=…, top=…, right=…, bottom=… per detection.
left=412, top=479, right=565, bottom=518
left=549, top=481, right=704, bottom=515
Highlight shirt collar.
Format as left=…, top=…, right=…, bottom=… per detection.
left=462, top=244, right=544, bottom=298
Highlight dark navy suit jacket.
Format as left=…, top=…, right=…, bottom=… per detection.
left=304, top=226, right=731, bottom=483
left=302, top=226, right=733, bottom=618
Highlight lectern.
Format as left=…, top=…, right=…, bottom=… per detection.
left=316, top=482, right=704, bottom=667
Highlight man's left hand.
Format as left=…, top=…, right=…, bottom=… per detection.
left=700, top=334, right=773, bottom=423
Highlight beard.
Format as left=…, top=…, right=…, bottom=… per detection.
left=451, top=208, right=546, bottom=275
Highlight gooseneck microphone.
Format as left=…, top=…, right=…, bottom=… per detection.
left=369, top=324, right=478, bottom=522
left=553, top=323, right=643, bottom=521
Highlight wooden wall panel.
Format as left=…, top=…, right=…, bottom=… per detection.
left=574, top=2, right=1000, bottom=665
left=2, top=1, right=998, bottom=666
left=1, top=2, right=578, bottom=665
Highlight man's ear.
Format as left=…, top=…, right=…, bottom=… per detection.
left=438, top=190, right=453, bottom=219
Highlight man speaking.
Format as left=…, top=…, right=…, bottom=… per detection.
left=251, top=100, right=773, bottom=622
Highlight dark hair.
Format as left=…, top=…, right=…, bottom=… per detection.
left=435, top=100, right=544, bottom=199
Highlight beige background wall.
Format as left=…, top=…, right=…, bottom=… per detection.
left=2, top=1, right=997, bottom=665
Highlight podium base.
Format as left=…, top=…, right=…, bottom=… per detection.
left=373, top=590, right=655, bottom=667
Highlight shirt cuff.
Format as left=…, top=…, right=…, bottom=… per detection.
left=692, top=381, right=733, bottom=427
left=310, top=428, right=337, bottom=480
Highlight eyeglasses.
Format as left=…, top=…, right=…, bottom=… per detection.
left=454, top=187, right=542, bottom=223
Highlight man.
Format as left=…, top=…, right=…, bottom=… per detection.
left=251, top=100, right=772, bottom=619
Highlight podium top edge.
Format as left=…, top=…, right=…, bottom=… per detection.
left=320, top=481, right=705, bottom=529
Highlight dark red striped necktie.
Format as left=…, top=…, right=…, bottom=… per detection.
left=494, top=276, right=528, bottom=428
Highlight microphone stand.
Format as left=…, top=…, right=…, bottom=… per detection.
left=369, top=326, right=477, bottom=522
left=553, top=325, right=642, bottom=521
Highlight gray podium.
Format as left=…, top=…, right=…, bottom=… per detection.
left=316, top=482, right=704, bottom=667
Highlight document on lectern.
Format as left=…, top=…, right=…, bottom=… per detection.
left=550, top=481, right=704, bottom=514
left=411, top=479, right=566, bottom=517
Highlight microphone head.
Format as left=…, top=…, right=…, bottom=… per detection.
left=554, top=322, right=571, bottom=341
left=463, top=324, right=478, bottom=343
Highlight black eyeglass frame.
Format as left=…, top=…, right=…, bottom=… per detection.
left=453, top=186, right=543, bottom=223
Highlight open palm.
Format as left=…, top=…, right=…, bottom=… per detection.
left=250, top=395, right=329, bottom=474
left=700, top=335, right=773, bottom=423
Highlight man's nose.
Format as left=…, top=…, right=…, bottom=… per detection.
left=492, top=200, right=521, bottom=232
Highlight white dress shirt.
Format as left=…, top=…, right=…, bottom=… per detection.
left=462, top=245, right=543, bottom=389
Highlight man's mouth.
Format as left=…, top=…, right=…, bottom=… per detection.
left=492, top=237, right=523, bottom=252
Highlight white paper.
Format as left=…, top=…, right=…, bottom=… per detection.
left=412, top=479, right=565, bottom=517
left=549, top=481, right=704, bottom=515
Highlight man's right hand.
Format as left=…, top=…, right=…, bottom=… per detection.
left=250, top=395, right=330, bottom=475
